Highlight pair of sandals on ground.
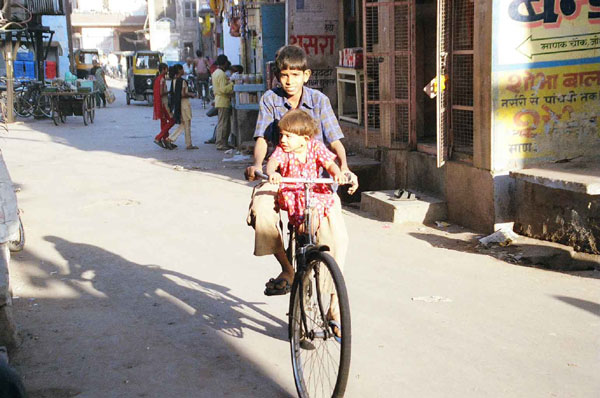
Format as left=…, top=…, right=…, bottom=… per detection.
left=154, top=139, right=198, bottom=150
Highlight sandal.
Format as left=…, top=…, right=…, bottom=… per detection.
left=264, top=277, right=291, bottom=296
left=328, top=320, right=342, bottom=343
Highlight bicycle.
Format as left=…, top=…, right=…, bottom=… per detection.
left=255, top=171, right=351, bottom=398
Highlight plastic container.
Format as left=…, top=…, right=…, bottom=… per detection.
left=13, top=61, right=24, bottom=79
left=45, top=61, right=57, bottom=79
left=24, top=61, right=36, bottom=79
left=16, top=52, right=34, bottom=62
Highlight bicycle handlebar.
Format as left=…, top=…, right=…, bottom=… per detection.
left=254, top=170, right=340, bottom=185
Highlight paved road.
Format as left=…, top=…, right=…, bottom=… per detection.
left=2, top=83, right=599, bottom=397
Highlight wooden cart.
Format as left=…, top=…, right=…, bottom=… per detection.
left=45, top=91, right=96, bottom=126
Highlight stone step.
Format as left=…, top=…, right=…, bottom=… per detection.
left=360, top=190, right=447, bottom=224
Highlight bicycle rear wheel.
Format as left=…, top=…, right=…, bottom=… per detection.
left=289, top=251, right=351, bottom=398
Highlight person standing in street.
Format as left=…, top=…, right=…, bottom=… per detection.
left=153, top=63, right=175, bottom=149
left=165, top=64, right=198, bottom=150
left=194, top=50, right=211, bottom=101
left=91, top=59, right=107, bottom=107
left=212, top=54, right=234, bottom=151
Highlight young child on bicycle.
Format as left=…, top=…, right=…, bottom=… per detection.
left=266, top=109, right=346, bottom=230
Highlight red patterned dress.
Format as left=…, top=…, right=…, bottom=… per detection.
left=270, top=140, right=337, bottom=227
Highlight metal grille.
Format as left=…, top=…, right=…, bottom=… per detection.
left=436, top=0, right=451, bottom=166
left=365, top=6, right=379, bottom=53
left=364, top=1, right=415, bottom=149
left=366, top=57, right=381, bottom=101
left=451, top=54, right=473, bottom=107
left=450, top=0, right=474, bottom=154
left=395, top=55, right=408, bottom=100
left=452, top=109, right=473, bottom=153
left=394, top=5, right=409, bottom=51
left=367, top=104, right=381, bottom=130
left=393, top=104, right=409, bottom=144
left=452, top=0, right=474, bottom=51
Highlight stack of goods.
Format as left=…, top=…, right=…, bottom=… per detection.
left=338, top=48, right=363, bottom=69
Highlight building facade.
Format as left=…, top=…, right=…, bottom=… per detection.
left=70, top=0, right=149, bottom=52
left=284, top=0, right=599, bottom=251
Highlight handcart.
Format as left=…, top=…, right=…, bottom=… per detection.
left=45, top=90, right=97, bottom=126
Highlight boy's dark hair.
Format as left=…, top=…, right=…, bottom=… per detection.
left=232, top=65, right=244, bottom=73
left=158, top=63, right=168, bottom=73
left=215, top=54, right=229, bottom=66
left=278, top=109, right=318, bottom=138
left=168, top=65, right=182, bottom=79
left=196, top=50, right=203, bottom=57
left=275, top=45, right=308, bottom=76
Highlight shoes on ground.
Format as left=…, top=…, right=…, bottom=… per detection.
left=204, top=139, right=216, bottom=144
left=154, top=140, right=165, bottom=149
left=186, top=145, right=199, bottom=150
left=164, top=140, right=176, bottom=150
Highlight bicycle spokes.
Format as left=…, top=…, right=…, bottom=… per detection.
left=290, top=255, right=349, bottom=398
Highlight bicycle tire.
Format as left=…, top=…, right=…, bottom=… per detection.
left=36, top=93, right=52, bottom=118
left=14, top=93, right=32, bottom=118
left=82, top=98, right=89, bottom=125
left=9, top=215, right=25, bottom=252
left=289, top=251, right=351, bottom=398
left=51, top=98, right=60, bottom=126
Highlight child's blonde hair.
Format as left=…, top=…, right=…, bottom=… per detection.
left=278, top=109, right=318, bottom=138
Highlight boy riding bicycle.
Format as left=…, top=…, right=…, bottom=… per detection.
left=245, top=45, right=358, bottom=296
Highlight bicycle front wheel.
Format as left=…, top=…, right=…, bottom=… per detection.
left=289, top=251, right=351, bottom=398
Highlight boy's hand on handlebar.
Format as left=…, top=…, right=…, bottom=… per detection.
left=342, top=169, right=359, bottom=195
left=245, top=165, right=261, bottom=181
left=268, top=172, right=282, bottom=184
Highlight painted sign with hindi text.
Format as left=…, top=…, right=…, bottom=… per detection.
left=492, top=0, right=600, bottom=170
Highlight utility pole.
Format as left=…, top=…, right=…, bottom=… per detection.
left=65, top=0, right=75, bottom=73
left=3, top=0, right=15, bottom=123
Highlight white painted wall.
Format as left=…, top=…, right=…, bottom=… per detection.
left=223, top=28, right=241, bottom=66
left=42, top=16, right=70, bottom=78
left=108, top=0, right=147, bottom=15
left=81, top=28, right=115, bottom=53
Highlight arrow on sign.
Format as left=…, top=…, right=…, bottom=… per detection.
left=517, top=32, right=600, bottom=59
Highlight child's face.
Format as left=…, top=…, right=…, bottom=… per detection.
left=280, top=129, right=309, bottom=153
left=279, top=68, right=311, bottom=98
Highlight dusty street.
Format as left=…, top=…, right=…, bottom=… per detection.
left=1, top=83, right=599, bottom=398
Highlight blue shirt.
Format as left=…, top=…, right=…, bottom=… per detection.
left=254, top=86, right=344, bottom=145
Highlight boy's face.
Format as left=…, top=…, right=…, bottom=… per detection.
left=279, top=68, right=311, bottom=98
left=280, top=129, right=309, bottom=153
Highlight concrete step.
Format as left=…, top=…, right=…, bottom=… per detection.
left=360, top=190, right=447, bottom=224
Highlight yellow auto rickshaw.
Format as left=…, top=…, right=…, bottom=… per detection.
left=125, top=51, right=162, bottom=106
left=74, top=49, right=100, bottom=79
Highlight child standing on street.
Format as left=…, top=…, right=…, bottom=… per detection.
left=153, top=63, right=174, bottom=148
left=166, top=64, right=198, bottom=150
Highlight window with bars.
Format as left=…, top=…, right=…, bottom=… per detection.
left=362, top=0, right=474, bottom=161
left=184, top=1, right=197, bottom=18
left=449, top=0, right=474, bottom=155
left=363, top=1, right=415, bottom=149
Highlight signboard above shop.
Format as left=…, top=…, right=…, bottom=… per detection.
left=492, top=0, right=600, bottom=170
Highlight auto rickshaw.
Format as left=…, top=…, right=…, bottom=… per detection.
left=125, top=51, right=162, bottom=106
left=74, top=49, right=100, bottom=79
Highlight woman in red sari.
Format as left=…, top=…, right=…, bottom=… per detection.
left=153, top=63, right=175, bottom=148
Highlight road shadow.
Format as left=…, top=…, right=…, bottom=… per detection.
left=553, top=296, right=600, bottom=318
left=11, top=236, right=290, bottom=397
left=409, top=232, right=600, bottom=279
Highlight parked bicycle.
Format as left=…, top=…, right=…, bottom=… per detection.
left=13, top=80, right=51, bottom=119
left=255, top=171, right=351, bottom=398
